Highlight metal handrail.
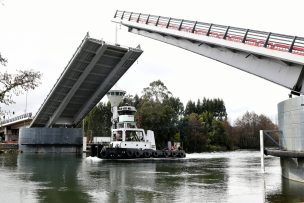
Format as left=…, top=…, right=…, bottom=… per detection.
left=114, top=10, right=304, bottom=56
left=0, top=112, right=32, bottom=125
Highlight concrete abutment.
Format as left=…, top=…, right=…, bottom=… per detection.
left=278, top=96, right=304, bottom=182
left=19, top=128, right=83, bottom=153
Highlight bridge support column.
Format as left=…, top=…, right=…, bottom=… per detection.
left=278, top=96, right=304, bottom=182
left=19, top=128, right=83, bottom=153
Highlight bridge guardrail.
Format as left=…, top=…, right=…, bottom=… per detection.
left=114, top=10, right=304, bottom=56
left=0, top=112, right=32, bottom=126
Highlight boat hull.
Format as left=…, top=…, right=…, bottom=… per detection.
left=90, top=144, right=186, bottom=159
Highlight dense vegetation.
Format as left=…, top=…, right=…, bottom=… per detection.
left=84, top=80, right=278, bottom=152
left=83, top=102, right=112, bottom=141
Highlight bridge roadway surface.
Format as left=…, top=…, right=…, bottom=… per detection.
left=30, top=33, right=142, bottom=128
left=113, top=10, right=304, bottom=95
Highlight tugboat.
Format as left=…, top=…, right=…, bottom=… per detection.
left=90, top=90, right=186, bottom=159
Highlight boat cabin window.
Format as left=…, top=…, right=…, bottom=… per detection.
left=125, top=131, right=143, bottom=141
left=118, top=123, right=124, bottom=128
left=107, top=91, right=125, bottom=96
left=118, top=110, right=135, bottom=115
left=113, top=131, right=122, bottom=141
left=126, top=123, right=136, bottom=128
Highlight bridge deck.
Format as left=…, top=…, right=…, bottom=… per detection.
left=114, top=10, right=304, bottom=58
left=30, top=34, right=142, bottom=127
left=114, top=10, right=304, bottom=94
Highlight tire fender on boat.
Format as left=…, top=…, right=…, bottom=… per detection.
left=171, top=151, right=178, bottom=157
left=134, top=150, right=141, bottom=158
left=152, top=151, right=158, bottom=158
left=143, top=150, right=151, bottom=158
left=126, top=150, right=133, bottom=158
left=163, top=150, right=170, bottom=158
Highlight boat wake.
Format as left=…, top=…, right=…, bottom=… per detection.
left=85, top=150, right=261, bottom=162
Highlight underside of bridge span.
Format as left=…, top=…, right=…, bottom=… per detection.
left=113, top=10, right=304, bottom=95
left=31, top=34, right=142, bottom=128
left=19, top=33, right=143, bottom=153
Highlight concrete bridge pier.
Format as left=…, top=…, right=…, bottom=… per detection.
left=278, top=96, right=304, bottom=182
left=19, top=128, right=83, bottom=153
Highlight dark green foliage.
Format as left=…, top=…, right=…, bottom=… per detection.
left=181, top=99, right=229, bottom=152
left=136, top=80, right=183, bottom=149
left=179, top=113, right=208, bottom=152
left=184, top=100, right=196, bottom=115
left=83, top=102, right=112, bottom=140
left=185, top=98, right=227, bottom=120
left=121, top=94, right=140, bottom=107
left=137, top=100, right=180, bottom=148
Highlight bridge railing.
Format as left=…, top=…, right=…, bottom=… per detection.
left=0, top=112, right=32, bottom=126
left=114, top=10, right=304, bottom=56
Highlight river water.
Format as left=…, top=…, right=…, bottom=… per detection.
left=0, top=151, right=303, bottom=203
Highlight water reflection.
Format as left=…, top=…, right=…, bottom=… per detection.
left=17, top=153, right=89, bottom=203
left=267, top=177, right=304, bottom=203
left=80, top=158, right=230, bottom=202
left=0, top=153, right=39, bottom=203
left=0, top=153, right=17, bottom=168
left=0, top=151, right=304, bottom=202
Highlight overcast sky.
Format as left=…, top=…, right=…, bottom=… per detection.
left=1, top=0, right=303, bottom=123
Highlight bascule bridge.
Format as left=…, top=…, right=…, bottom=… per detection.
left=19, top=33, right=142, bottom=153
left=112, top=10, right=304, bottom=182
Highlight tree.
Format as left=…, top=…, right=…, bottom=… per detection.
left=137, top=80, right=183, bottom=148
left=184, top=100, right=196, bottom=115
left=0, top=70, right=42, bottom=104
left=0, top=54, right=41, bottom=107
left=142, top=80, right=172, bottom=102
left=179, top=113, right=208, bottom=152
left=0, top=53, right=7, bottom=66
left=121, top=94, right=140, bottom=108
left=182, top=98, right=230, bottom=151
left=184, top=98, right=227, bottom=120
left=233, top=111, right=278, bottom=149
left=84, top=102, right=112, bottom=139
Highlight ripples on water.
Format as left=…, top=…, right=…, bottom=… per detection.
left=0, top=151, right=304, bottom=203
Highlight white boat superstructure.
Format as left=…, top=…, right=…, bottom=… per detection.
left=90, top=90, right=185, bottom=159
left=110, top=106, right=156, bottom=151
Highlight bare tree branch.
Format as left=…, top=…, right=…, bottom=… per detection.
left=0, top=70, right=42, bottom=105
left=0, top=53, right=7, bottom=66
left=0, top=52, right=42, bottom=106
